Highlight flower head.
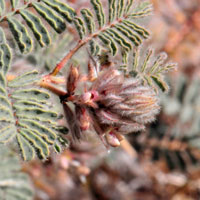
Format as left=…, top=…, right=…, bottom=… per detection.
left=63, top=65, right=160, bottom=147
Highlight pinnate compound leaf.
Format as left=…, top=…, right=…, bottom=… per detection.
left=124, top=0, right=133, bottom=14
left=114, top=24, right=142, bottom=46
left=98, top=33, right=117, bottom=56
left=0, top=145, right=33, bottom=199
left=18, top=119, right=57, bottom=145
left=19, top=10, right=51, bottom=47
left=12, top=85, right=68, bottom=160
left=0, top=95, right=12, bottom=108
left=116, top=0, right=125, bottom=18
left=106, top=29, right=132, bottom=52
left=32, top=2, right=66, bottom=34
left=0, top=125, right=16, bottom=143
left=0, top=54, right=68, bottom=160
left=90, top=0, right=105, bottom=28
left=0, top=27, right=6, bottom=43
left=108, top=0, right=116, bottom=23
left=41, top=0, right=76, bottom=22
left=7, top=17, right=33, bottom=54
left=0, top=42, right=67, bottom=160
left=0, top=71, right=6, bottom=87
left=11, top=89, right=50, bottom=102
left=0, top=30, right=12, bottom=74
left=19, top=128, right=49, bottom=160
left=8, top=70, right=39, bottom=87
left=130, top=1, right=153, bottom=18
left=0, top=1, right=76, bottom=55
left=129, top=48, right=177, bottom=92
left=81, top=8, right=95, bottom=34
left=89, top=40, right=101, bottom=56
left=54, top=135, right=69, bottom=153
left=17, top=134, right=35, bottom=161
left=122, top=20, right=150, bottom=39
left=73, top=17, right=86, bottom=40
left=15, top=106, right=57, bottom=121
left=73, top=0, right=151, bottom=59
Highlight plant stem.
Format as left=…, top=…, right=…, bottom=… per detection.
left=49, top=38, right=92, bottom=77
left=50, top=40, right=87, bottom=76
left=39, top=80, right=67, bottom=97
left=49, top=18, right=125, bottom=76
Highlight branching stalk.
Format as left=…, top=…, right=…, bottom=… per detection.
left=39, top=80, right=67, bottom=96
left=48, top=18, right=125, bottom=77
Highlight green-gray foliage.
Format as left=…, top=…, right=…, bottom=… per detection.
left=0, top=0, right=74, bottom=53
left=0, top=144, right=33, bottom=200
left=129, top=48, right=177, bottom=92
left=0, top=0, right=152, bottom=60
left=0, top=0, right=152, bottom=59
left=0, top=29, right=68, bottom=161
left=75, top=0, right=152, bottom=57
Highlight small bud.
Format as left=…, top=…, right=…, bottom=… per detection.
left=67, top=65, right=79, bottom=95
left=88, top=60, right=97, bottom=81
left=80, top=90, right=99, bottom=108
left=81, top=92, right=92, bottom=103
left=105, top=131, right=120, bottom=147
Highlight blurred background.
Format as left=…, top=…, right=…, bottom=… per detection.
left=21, top=0, right=200, bottom=199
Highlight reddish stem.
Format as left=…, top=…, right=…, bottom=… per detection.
left=49, top=17, right=126, bottom=77
left=50, top=39, right=88, bottom=76
left=39, top=80, right=67, bottom=97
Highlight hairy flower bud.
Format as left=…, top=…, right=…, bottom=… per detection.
left=63, top=66, right=160, bottom=147
left=80, top=90, right=99, bottom=108
left=67, top=65, right=79, bottom=95
left=105, top=130, right=120, bottom=147
left=91, top=68, right=160, bottom=134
